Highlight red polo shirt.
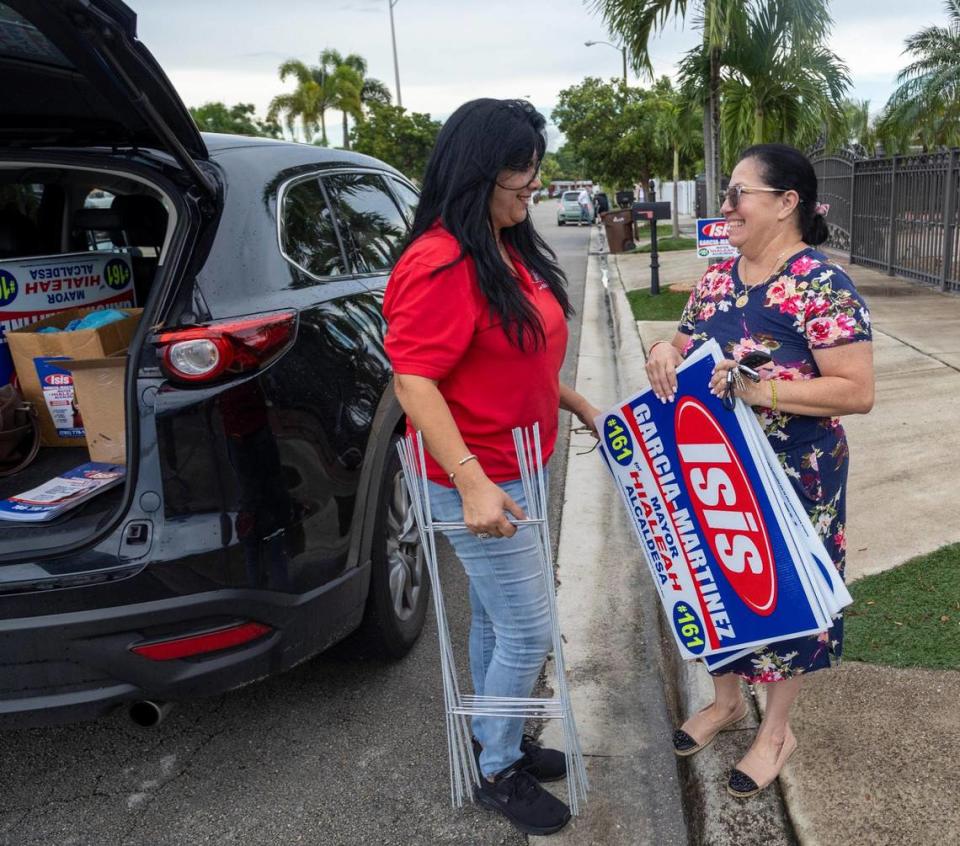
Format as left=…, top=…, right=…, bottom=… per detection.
left=384, top=225, right=568, bottom=486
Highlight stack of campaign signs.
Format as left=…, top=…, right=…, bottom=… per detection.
left=597, top=339, right=851, bottom=670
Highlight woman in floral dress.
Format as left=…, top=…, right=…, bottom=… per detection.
left=645, top=144, right=874, bottom=798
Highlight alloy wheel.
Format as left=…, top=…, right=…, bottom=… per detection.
left=384, top=471, right=425, bottom=621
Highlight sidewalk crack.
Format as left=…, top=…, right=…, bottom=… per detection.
left=873, top=327, right=960, bottom=373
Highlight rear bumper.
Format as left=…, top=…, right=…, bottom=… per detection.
left=0, top=563, right=368, bottom=729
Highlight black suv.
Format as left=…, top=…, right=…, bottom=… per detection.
left=0, top=0, right=428, bottom=727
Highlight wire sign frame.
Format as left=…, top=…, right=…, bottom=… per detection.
left=396, top=425, right=589, bottom=813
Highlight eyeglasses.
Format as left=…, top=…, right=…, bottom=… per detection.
left=722, top=185, right=786, bottom=209
left=498, top=162, right=542, bottom=190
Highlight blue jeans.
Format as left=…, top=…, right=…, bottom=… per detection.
left=428, top=477, right=552, bottom=777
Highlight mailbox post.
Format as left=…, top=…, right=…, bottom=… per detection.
left=632, top=201, right=671, bottom=295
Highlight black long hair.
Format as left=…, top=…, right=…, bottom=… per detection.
left=404, top=98, right=572, bottom=350
left=738, top=143, right=830, bottom=246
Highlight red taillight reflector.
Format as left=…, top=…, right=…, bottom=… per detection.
left=130, top=621, right=273, bottom=661
left=155, top=310, right=297, bottom=383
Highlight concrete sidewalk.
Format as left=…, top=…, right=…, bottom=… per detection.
left=612, top=244, right=960, bottom=845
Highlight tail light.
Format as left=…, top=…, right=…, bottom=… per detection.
left=155, top=310, right=297, bottom=383
left=130, top=621, right=273, bottom=661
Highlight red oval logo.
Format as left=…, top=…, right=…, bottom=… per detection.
left=674, top=398, right=777, bottom=616
left=43, top=374, right=72, bottom=386
left=701, top=221, right=728, bottom=239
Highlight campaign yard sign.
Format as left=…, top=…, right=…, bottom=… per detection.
left=696, top=218, right=738, bottom=260
left=0, top=251, right=135, bottom=385
left=597, top=340, right=850, bottom=661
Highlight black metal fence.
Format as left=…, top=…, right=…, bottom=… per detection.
left=810, top=147, right=960, bottom=293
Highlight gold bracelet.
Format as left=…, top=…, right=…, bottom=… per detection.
left=448, top=453, right=479, bottom=484
left=769, top=380, right=778, bottom=412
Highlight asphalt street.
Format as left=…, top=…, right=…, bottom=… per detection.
left=0, top=202, right=593, bottom=846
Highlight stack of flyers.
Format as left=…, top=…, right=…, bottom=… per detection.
left=0, top=462, right=125, bottom=523
left=596, top=339, right=851, bottom=667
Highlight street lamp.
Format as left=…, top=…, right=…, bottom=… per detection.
left=585, top=40, right=627, bottom=87
left=389, top=0, right=402, bottom=108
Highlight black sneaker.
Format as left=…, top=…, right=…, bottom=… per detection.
left=474, top=761, right=571, bottom=835
left=472, top=734, right=568, bottom=783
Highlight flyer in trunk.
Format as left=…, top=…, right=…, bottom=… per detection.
left=0, top=461, right=126, bottom=522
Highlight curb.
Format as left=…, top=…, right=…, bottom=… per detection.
left=602, top=250, right=799, bottom=846
left=542, top=226, right=687, bottom=845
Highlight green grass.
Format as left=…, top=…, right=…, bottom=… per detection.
left=844, top=543, right=960, bottom=671
left=634, top=223, right=688, bottom=243
left=625, top=287, right=690, bottom=321
left=634, top=236, right=697, bottom=253
left=632, top=222, right=678, bottom=239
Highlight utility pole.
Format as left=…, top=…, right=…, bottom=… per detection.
left=389, top=0, right=402, bottom=108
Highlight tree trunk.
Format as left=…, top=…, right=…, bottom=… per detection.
left=672, top=145, right=680, bottom=239
left=342, top=111, right=350, bottom=150
left=707, top=43, right=722, bottom=215
left=319, top=111, right=328, bottom=146
left=702, top=106, right=713, bottom=216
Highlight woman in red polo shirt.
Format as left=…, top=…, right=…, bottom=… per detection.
left=384, top=99, right=599, bottom=836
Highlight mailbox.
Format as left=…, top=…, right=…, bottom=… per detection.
left=632, top=201, right=671, bottom=221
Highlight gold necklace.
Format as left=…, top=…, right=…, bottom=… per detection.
left=735, top=245, right=800, bottom=308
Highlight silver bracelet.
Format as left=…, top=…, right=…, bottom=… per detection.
left=448, top=453, right=479, bottom=484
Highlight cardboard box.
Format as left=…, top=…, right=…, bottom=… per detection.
left=62, top=355, right=127, bottom=464
left=6, top=308, right=141, bottom=447
left=0, top=250, right=137, bottom=386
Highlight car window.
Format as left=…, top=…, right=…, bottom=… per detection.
left=80, top=188, right=121, bottom=251
left=387, top=177, right=419, bottom=224
left=281, top=177, right=347, bottom=278
left=322, top=172, right=407, bottom=275
left=563, top=192, right=579, bottom=201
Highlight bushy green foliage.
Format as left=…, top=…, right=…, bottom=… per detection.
left=189, top=102, right=280, bottom=138
left=877, top=1, right=960, bottom=153
left=349, top=102, right=441, bottom=183
left=552, top=77, right=671, bottom=190
left=540, top=146, right=589, bottom=186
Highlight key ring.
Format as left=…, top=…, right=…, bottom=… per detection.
left=722, top=363, right=758, bottom=411
left=722, top=370, right=737, bottom=411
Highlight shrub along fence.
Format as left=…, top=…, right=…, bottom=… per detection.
left=810, top=146, right=960, bottom=294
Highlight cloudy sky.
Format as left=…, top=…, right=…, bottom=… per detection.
left=135, top=0, right=950, bottom=148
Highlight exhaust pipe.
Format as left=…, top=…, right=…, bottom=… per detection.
left=127, top=700, right=172, bottom=728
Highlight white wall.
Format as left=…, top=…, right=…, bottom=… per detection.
left=651, top=179, right=697, bottom=217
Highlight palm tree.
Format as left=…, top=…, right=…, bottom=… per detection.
left=841, top=99, right=877, bottom=154
left=334, top=52, right=391, bottom=150
left=878, top=0, right=960, bottom=152
left=590, top=0, right=744, bottom=214
left=651, top=80, right=702, bottom=236
left=717, top=1, right=849, bottom=168
left=590, top=0, right=834, bottom=213
left=267, top=59, right=322, bottom=143
left=268, top=50, right=388, bottom=147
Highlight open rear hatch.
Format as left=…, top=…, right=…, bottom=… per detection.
left=0, top=0, right=210, bottom=581
left=0, top=0, right=213, bottom=195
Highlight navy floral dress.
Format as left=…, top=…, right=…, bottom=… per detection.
left=678, top=248, right=872, bottom=683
